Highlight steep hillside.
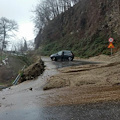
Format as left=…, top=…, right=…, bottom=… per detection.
left=0, top=55, right=31, bottom=86
left=35, top=0, right=120, bottom=58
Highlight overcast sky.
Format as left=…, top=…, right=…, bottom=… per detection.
left=0, top=0, right=41, bottom=42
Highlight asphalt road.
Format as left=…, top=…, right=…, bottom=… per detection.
left=1, top=101, right=120, bottom=120
left=0, top=57, right=120, bottom=120
left=51, top=59, right=100, bottom=68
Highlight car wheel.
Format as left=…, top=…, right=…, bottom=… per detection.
left=68, top=57, right=73, bottom=61
left=52, top=57, right=57, bottom=61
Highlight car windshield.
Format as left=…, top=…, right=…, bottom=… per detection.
left=57, top=51, right=62, bottom=55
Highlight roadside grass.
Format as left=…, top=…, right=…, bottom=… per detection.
left=16, top=55, right=32, bottom=66
left=39, top=37, right=109, bottom=58
left=0, top=55, right=6, bottom=62
left=38, top=29, right=120, bottom=59
left=0, top=83, right=5, bottom=85
left=0, top=53, right=35, bottom=86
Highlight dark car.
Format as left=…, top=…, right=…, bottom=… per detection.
left=50, top=50, right=74, bottom=61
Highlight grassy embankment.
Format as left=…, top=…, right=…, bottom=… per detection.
left=37, top=31, right=120, bottom=58
left=0, top=53, right=33, bottom=87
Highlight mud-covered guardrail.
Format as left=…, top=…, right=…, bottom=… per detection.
left=12, top=65, right=26, bottom=85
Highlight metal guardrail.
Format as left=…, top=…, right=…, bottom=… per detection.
left=12, top=65, right=26, bottom=85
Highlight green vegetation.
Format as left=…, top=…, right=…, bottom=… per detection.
left=36, top=24, right=119, bottom=58
left=34, top=0, right=120, bottom=58
left=0, top=83, right=5, bottom=85
left=38, top=30, right=119, bottom=58
left=0, top=53, right=35, bottom=87
left=16, top=55, right=32, bottom=66
left=0, top=54, right=6, bottom=62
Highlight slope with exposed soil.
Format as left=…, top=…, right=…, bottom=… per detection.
left=0, top=55, right=30, bottom=86
left=0, top=55, right=44, bottom=89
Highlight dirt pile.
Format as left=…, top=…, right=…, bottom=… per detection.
left=43, top=52, right=120, bottom=90
left=78, top=51, right=120, bottom=63
left=20, top=58, right=44, bottom=82
left=43, top=54, right=120, bottom=105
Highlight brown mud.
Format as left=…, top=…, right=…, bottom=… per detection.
left=43, top=52, right=120, bottom=105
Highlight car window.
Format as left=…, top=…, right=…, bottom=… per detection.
left=58, top=51, right=62, bottom=55
left=64, top=51, right=72, bottom=55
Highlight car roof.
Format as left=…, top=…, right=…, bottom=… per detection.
left=62, top=50, right=71, bottom=52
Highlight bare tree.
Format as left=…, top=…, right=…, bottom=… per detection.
left=22, top=38, right=28, bottom=52
left=16, top=38, right=27, bottom=54
left=0, top=17, right=18, bottom=62
left=58, top=0, right=72, bottom=12
left=11, top=43, right=17, bottom=52
left=16, top=39, right=24, bottom=54
left=33, top=0, right=80, bottom=33
left=47, top=0, right=60, bottom=17
left=33, top=1, right=52, bottom=30
left=27, top=40, right=35, bottom=51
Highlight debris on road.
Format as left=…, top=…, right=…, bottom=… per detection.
left=43, top=52, right=120, bottom=90
left=29, top=87, right=33, bottom=91
left=2, top=97, right=5, bottom=100
left=20, top=57, right=44, bottom=82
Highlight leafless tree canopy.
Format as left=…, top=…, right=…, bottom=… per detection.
left=0, top=17, right=18, bottom=63
left=33, top=0, right=80, bottom=32
left=0, top=17, right=18, bottom=51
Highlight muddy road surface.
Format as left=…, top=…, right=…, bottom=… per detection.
left=0, top=57, right=120, bottom=120
left=52, top=59, right=100, bottom=68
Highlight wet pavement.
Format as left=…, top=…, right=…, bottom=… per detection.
left=52, top=60, right=100, bottom=69
left=0, top=57, right=120, bottom=120
left=1, top=101, right=120, bottom=120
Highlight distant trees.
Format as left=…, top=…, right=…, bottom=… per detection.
left=33, top=0, right=80, bottom=32
left=22, top=38, right=28, bottom=52
left=16, top=38, right=28, bottom=53
left=0, top=17, right=18, bottom=50
left=11, top=38, right=34, bottom=54
left=0, top=17, right=18, bottom=62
